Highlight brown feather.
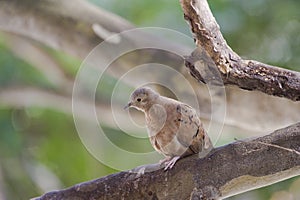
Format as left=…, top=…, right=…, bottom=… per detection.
left=127, top=87, right=213, bottom=167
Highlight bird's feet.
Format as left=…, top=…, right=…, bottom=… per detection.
left=159, top=156, right=180, bottom=170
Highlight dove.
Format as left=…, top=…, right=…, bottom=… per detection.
left=124, top=87, right=213, bottom=170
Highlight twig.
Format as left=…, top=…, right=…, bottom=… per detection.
left=256, top=141, right=300, bottom=156
left=234, top=138, right=300, bottom=156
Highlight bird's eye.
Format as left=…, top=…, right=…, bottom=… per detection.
left=137, top=98, right=141, bottom=102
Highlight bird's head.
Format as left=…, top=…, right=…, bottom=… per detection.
left=124, top=87, right=159, bottom=112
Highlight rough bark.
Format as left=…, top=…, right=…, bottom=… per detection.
left=1, top=0, right=300, bottom=132
left=180, top=0, right=300, bottom=101
left=33, top=123, right=300, bottom=200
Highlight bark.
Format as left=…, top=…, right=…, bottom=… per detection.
left=180, top=0, right=300, bottom=101
left=32, top=123, right=300, bottom=200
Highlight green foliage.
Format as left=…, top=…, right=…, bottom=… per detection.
left=103, top=126, right=153, bottom=153
left=90, top=0, right=186, bottom=31
left=45, top=48, right=81, bottom=76
left=33, top=110, right=116, bottom=185
left=0, top=44, right=52, bottom=88
left=210, top=0, right=300, bottom=71
left=0, top=109, right=23, bottom=158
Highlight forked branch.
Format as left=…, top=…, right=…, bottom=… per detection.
left=180, top=0, right=300, bottom=101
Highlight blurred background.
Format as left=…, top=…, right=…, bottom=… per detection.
left=0, top=0, right=299, bottom=199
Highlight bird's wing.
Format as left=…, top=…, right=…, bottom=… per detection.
left=175, top=104, right=200, bottom=147
left=175, top=103, right=212, bottom=155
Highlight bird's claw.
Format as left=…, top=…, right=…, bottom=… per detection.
left=159, top=157, right=170, bottom=165
left=163, top=156, right=180, bottom=170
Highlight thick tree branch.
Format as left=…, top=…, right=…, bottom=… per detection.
left=33, top=123, right=300, bottom=200
left=180, top=0, right=300, bottom=101
left=1, top=0, right=300, bottom=132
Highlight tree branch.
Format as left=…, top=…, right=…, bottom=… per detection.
left=32, top=123, right=300, bottom=200
left=180, top=0, right=300, bottom=101
left=1, top=0, right=300, bottom=132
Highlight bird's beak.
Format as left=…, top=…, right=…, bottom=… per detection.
left=124, top=102, right=132, bottom=110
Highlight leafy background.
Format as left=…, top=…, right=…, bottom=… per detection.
left=0, top=0, right=299, bottom=199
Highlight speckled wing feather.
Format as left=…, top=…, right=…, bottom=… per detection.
left=174, top=103, right=213, bottom=157
left=145, top=96, right=212, bottom=159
